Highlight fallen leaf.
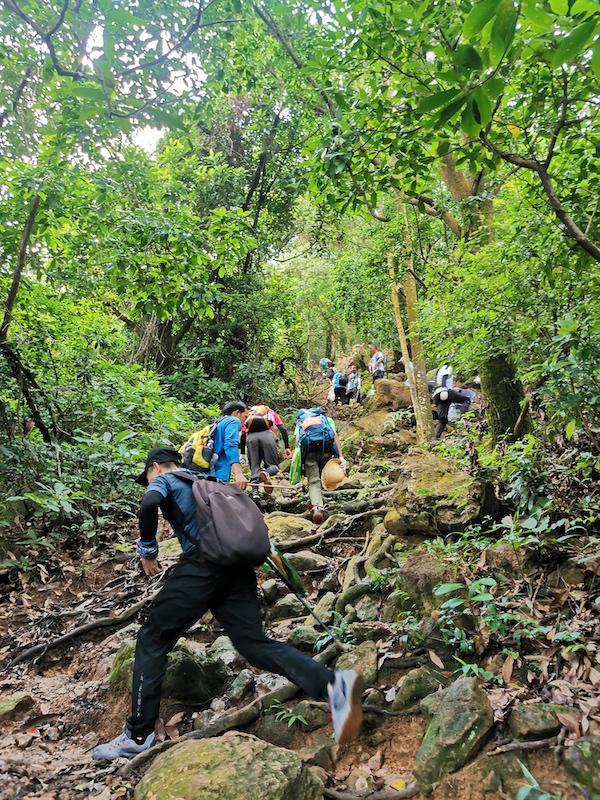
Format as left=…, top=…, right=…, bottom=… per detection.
left=429, top=650, right=444, bottom=670
left=390, top=778, right=406, bottom=790
left=502, top=654, right=514, bottom=685
left=556, top=711, right=580, bottom=737
left=165, top=711, right=184, bottom=741
left=384, top=687, right=396, bottom=702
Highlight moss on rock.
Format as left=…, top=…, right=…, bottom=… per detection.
left=134, top=732, right=323, bottom=800
left=108, top=639, right=227, bottom=703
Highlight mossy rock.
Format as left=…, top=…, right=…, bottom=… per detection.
left=508, top=702, right=574, bottom=740
left=264, top=513, right=314, bottom=543
left=134, top=733, right=323, bottom=800
left=391, top=666, right=447, bottom=711
left=562, top=736, right=600, bottom=792
left=394, top=553, right=455, bottom=614
left=335, top=640, right=377, bottom=686
left=108, top=639, right=228, bottom=703
left=0, top=692, right=34, bottom=722
left=291, top=700, right=329, bottom=732
left=385, top=449, right=497, bottom=537
left=415, top=677, right=493, bottom=787
left=286, top=626, right=320, bottom=651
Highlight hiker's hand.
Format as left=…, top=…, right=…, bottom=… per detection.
left=233, top=464, right=247, bottom=490
left=340, top=457, right=348, bottom=472
left=141, top=557, right=161, bottom=577
left=284, top=448, right=292, bottom=459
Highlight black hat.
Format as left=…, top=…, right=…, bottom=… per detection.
left=135, top=447, right=182, bottom=486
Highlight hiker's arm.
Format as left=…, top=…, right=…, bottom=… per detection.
left=239, top=430, right=247, bottom=455
left=334, top=431, right=344, bottom=462
left=276, top=423, right=291, bottom=455
left=225, top=420, right=247, bottom=489
left=137, top=490, right=163, bottom=576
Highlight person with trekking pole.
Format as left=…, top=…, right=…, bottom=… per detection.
left=93, top=447, right=363, bottom=760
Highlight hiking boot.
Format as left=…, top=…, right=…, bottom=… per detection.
left=259, top=469, right=273, bottom=495
left=92, top=727, right=156, bottom=761
left=312, top=506, right=324, bottom=525
left=327, top=670, right=364, bottom=745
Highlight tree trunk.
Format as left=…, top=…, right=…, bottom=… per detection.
left=0, top=193, right=41, bottom=345
left=387, top=253, right=431, bottom=443
left=399, top=203, right=434, bottom=441
left=479, top=354, right=528, bottom=441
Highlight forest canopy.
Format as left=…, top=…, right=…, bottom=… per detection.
left=0, top=0, right=598, bottom=547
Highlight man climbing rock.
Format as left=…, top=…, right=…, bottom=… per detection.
left=432, top=387, right=473, bottom=438
left=295, top=407, right=347, bottom=524
left=368, top=344, right=386, bottom=384
left=93, top=447, right=363, bottom=760
left=240, top=403, right=292, bottom=499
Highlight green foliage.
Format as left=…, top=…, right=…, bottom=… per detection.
left=515, top=762, right=560, bottom=800
left=266, top=700, right=308, bottom=729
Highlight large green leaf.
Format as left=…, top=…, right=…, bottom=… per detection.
left=416, top=88, right=462, bottom=113
left=453, top=43, right=484, bottom=70
left=552, top=19, right=597, bottom=66
left=463, top=0, right=502, bottom=39
left=490, top=0, right=518, bottom=64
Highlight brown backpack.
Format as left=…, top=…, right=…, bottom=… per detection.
left=173, top=471, right=271, bottom=566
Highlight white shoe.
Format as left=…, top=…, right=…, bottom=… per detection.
left=92, top=727, right=156, bottom=761
left=327, top=670, right=364, bottom=744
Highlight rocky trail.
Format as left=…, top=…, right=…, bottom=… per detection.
left=1, top=378, right=599, bottom=800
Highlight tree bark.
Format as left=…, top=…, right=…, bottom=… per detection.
left=386, top=252, right=431, bottom=443
left=479, top=354, right=528, bottom=441
left=399, top=203, right=434, bottom=441
left=0, top=193, right=41, bottom=345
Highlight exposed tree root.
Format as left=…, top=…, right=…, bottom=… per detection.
left=10, top=589, right=162, bottom=667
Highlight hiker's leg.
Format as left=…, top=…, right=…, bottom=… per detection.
left=247, top=434, right=261, bottom=494
left=213, top=566, right=333, bottom=699
left=261, top=430, right=280, bottom=475
left=434, top=402, right=449, bottom=439
left=304, top=451, right=323, bottom=508
left=127, top=558, right=217, bottom=738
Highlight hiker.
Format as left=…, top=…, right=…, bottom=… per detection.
left=346, top=365, right=362, bottom=404
left=319, top=356, right=333, bottom=375
left=180, top=401, right=248, bottom=489
left=93, top=447, right=363, bottom=760
left=295, top=407, right=347, bottom=525
left=436, top=363, right=454, bottom=389
left=240, top=404, right=292, bottom=499
left=432, top=387, right=473, bottom=438
left=368, top=344, right=386, bottom=384
left=332, top=368, right=349, bottom=405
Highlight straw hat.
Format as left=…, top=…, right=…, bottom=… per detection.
left=321, top=458, right=346, bottom=490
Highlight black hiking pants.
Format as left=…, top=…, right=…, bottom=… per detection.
left=246, top=430, right=280, bottom=492
left=127, top=555, right=333, bottom=738
left=334, top=386, right=349, bottom=405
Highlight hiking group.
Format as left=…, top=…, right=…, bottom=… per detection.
left=93, top=401, right=357, bottom=762
left=94, top=354, right=476, bottom=762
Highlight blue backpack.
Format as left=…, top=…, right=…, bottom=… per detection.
left=296, top=407, right=337, bottom=455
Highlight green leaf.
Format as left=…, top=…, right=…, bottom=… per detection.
left=434, top=582, right=465, bottom=595
left=453, top=44, right=483, bottom=70
left=438, top=94, right=468, bottom=124
left=549, top=0, right=568, bottom=14
left=473, top=86, right=493, bottom=125
left=565, top=419, right=577, bottom=439
left=441, top=596, right=466, bottom=610
left=463, top=0, right=501, bottom=39
left=592, top=41, right=600, bottom=79
left=416, top=88, right=461, bottom=113
left=461, top=100, right=481, bottom=136
left=490, top=0, right=518, bottom=64
left=552, top=19, right=596, bottom=67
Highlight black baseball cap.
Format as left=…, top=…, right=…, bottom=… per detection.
left=135, top=447, right=182, bottom=486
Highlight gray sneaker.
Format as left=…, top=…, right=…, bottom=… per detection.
left=92, top=727, right=156, bottom=761
left=327, top=670, right=364, bottom=744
